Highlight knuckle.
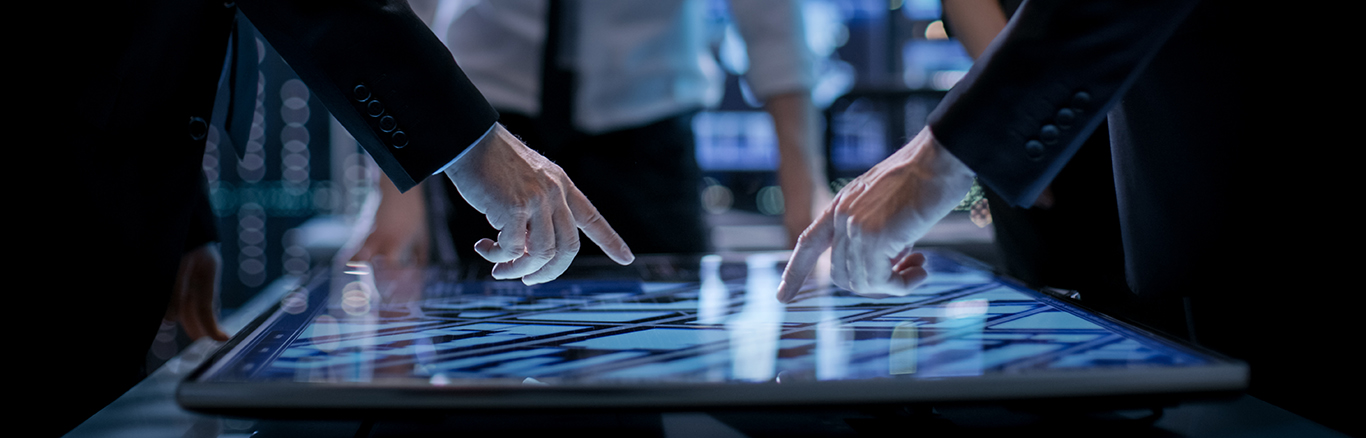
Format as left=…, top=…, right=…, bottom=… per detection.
left=579, top=211, right=606, bottom=228
left=833, top=198, right=855, bottom=215
left=846, top=215, right=872, bottom=234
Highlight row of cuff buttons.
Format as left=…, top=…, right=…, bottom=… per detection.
left=353, top=84, right=409, bottom=149
left=1025, top=91, right=1090, bottom=161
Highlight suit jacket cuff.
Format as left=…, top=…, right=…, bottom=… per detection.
left=239, top=0, right=499, bottom=193
left=927, top=0, right=1196, bottom=207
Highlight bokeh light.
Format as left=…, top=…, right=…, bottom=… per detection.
left=701, top=177, right=733, bottom=214
left=281, top=288, right=309, bottom=314
left=756, top=185, right=785, bottom=215
left=341, top=280, right=375, bottom=316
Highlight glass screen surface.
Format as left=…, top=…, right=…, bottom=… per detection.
left=197, top=251, right=1213, bottom=387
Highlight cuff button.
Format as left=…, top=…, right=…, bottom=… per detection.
left=1071, top=91, right=1091, bottom=109
left=391, top=131, right=409, bottom=149
left=189, top=116, right=208, bottom=141
left=1025, top=140, right=1045, bottom=161
left=1055, top=108, right=1075, bottom=128
left=1040, top=125, right=1060, bottom=144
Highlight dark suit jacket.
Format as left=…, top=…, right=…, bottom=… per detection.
left=927, top=0, right=1350, bottom=430
left=39, top=1, right=495, bottom=433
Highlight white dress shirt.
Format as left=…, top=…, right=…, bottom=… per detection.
left=437, top=0, right=815, bottom=134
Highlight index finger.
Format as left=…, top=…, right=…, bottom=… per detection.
left=567, top=187, right=634, bottom=265
left=777, top=208, right=836, bottom=303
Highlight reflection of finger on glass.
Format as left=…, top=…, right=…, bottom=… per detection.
left=890, top=321, right=919, bottom=375
left=343, top=261, right=372, bottom=276
left=892, top=267, right=929, bottom=291
left=892, top=252, right=927, bottom=272
left=946, top=299, right=989, bottom=319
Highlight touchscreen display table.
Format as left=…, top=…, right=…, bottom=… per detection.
left=180, top=251, right=1245, bottom=415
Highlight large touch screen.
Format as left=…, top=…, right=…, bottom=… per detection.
left=194, top=251, right=1219, bottom=390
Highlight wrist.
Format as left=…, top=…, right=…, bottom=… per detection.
left=920, top=127, right=975, bottom=182
left=440, top=123, right=503, bottom=180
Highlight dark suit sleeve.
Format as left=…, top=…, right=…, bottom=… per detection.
left=928, top=0, right=1198, bottom=207
left=184, top=169, right=220, bottom=251
left=237, top=0, right=499, bottom=192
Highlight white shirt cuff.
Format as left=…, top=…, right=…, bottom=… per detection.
left=433, top=123, right=498, bottom=175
